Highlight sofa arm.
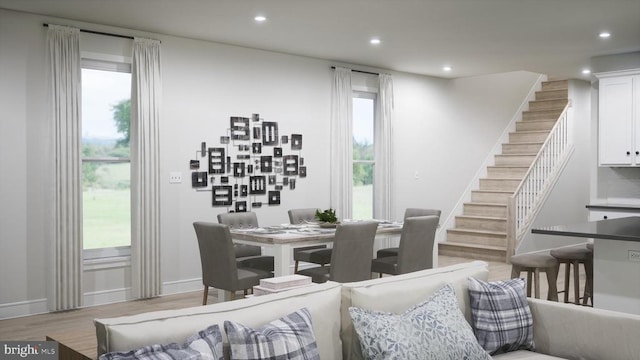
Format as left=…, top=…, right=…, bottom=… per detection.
left=528, top=298, right=640, bottom=359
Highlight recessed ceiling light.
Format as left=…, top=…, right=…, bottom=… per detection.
left=599, top=32, right=611, bottom=38
left=582, top=69, right=591, bottom=75
left=370, top=38, right=381, bottom=45
left=443, top=66, right=452, bottom=72
left=254, top=15, right=267, bottom=22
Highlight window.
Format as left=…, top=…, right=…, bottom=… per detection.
left=352, top=92, right=376, bottom=220
left=81, top=59, right=132, bottom=258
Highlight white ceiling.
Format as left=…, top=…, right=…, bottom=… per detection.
left=1, top=0, right=639, bottom=79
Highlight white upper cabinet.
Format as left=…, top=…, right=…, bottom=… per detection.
left=597, top=70, right=640, bottom=166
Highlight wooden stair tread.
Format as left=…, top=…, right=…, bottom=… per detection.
left=482, top=177, right=522, bottom=181
left=512, top=130, right=550, bottom=134
left=472, top=189, right=513, bottom=193
left=505, top=141, right=543, bottom=145
left=456, top=215, right=506, bottom=221
left=521, top=119, right=558, bottom=122
left=464, top=202, right=506, bottom=207
left=497, top=153, right=537, bottom=156
left=449, top=228, right=506, bottom=235
left=488, top=165, right=528, bottom=168
left=439, top=241, right=506, bottom=251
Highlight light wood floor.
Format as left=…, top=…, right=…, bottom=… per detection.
left=0, top=255, right=584, bottom=342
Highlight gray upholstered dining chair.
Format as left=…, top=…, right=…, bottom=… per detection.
left=371, top=215, right=438, bottom=277
left=289, top=208, right=332, bottom=272
left=193, top=222, right=272, bottom=304
left=376, top=208, right=441, bottom=258
left=217, top=212, right=274, bottom=272
left=296, top=221, right=378, bottom=284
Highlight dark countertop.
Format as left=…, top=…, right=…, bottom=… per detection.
left=586, top=203, right=640, bottom=212
left=531, top=216, right=640, bottom=242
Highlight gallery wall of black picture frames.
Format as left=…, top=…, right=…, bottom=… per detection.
left=190, top=113, right=307, bottom=212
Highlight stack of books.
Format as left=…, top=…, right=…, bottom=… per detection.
left=253, top=274, right=313, bottom=296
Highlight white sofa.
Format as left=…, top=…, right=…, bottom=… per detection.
left=95, top=261, right=640, bottom=359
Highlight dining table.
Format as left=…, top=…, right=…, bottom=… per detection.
left=230, top=220, right=404, bottom=277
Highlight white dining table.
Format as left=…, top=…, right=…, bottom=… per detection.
left=230, top=221, right=403, bottom=277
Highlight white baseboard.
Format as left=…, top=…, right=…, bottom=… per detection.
left=162, top=278, right=203, bottom=295
left=0, top=298, right=48, bottom=320
left=0, top=278, right=204, bottom=320
left=83, top=287, right=132, bottom=307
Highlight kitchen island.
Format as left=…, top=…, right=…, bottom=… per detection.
left=532, top=216, right=640, bottom=315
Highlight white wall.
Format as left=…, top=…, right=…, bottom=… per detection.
left=0, top=7, right=551, bottom=318
left=392, top=71, right=541, bottom=221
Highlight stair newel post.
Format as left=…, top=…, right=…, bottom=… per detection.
left=506, top=195, right=517, bottom=263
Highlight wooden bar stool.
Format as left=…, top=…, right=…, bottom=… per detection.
left=550, top=245, right=593, bottom=305
left=510, top=252, right=559, bottom=301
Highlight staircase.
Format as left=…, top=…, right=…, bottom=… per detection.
left=439, top=79, right=569, bottom=262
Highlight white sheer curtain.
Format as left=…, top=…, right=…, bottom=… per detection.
left=330, top=67, right=353, bottom=220
left=131, top=37, right=162, bottom=299
left=374, top=73, right=394, bottom=220
left=47, top=24, right=83, bottom=311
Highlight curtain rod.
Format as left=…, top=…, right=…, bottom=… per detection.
left=331, top=66, right=379, bottom=76
left=42, top=23, right=157, bottom=42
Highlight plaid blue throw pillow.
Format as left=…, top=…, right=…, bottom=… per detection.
left=349, top=284, right=491, bottom=360
left=99, top=324, right=223, bottom=360
left=468, top=277, right=534, bottom=355
left=224, top=307, right=320, bottom=360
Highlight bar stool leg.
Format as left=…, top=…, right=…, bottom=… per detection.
left=572, top=260, right=581, bottom=305
left=533, top=268, right=541, bottom=299
left=545, top=264, right=559, bottom=301
left=563, top=262, right=571, bottom=303
left=583, top=259, right=594, bottom=306
left=526, top=270, right=533, bottom=297
left=511, top=265, right=521, bottom=279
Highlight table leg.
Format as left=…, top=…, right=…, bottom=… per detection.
left=274, top=243, right=292, bottom=277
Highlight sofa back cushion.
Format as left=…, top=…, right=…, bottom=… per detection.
left=95, top=282, right=342, bottom=360
left=340, top=261, right=489, bottom=360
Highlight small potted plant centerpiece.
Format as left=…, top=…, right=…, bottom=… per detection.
left=315, top=208, right=339, bottom=228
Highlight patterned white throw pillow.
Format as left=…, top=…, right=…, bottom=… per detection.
left=224, top=307, right=320, bottom=360
left=348, top=284, right=491, bottom=360
left=99, top=324, right=224, bottom=360
left=468, top=277, right=534, bottom=355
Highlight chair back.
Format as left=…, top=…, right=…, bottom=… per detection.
left=288, top=208, right=318, bottom=224
left=329, top=221, right=378, bottom=282
left=217, top=212, right=262, bottom=257
left=217, top=211, right=259, bottom=228
left=404, top=208, right=441, bottom=220
left=397, top=215, right=438, bottom=274
left=193, top=222, right=239, bottom=290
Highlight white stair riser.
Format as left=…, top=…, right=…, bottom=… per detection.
left=502, top=142, right=543, bottom=154
left=455, top=217, right=507, bottom=232
left=438, top=243, right=506, bottom=262
left=464, top=204, right=507, bottom=217
left=495, top=155, right=535, bottom=166
left=487, top=167, right=527, bottom=178
left=471, top=191, right=512, bottom=204
left=509, top=131, right=549, bottom=143
left=516, top=120, right=556, bottom=132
